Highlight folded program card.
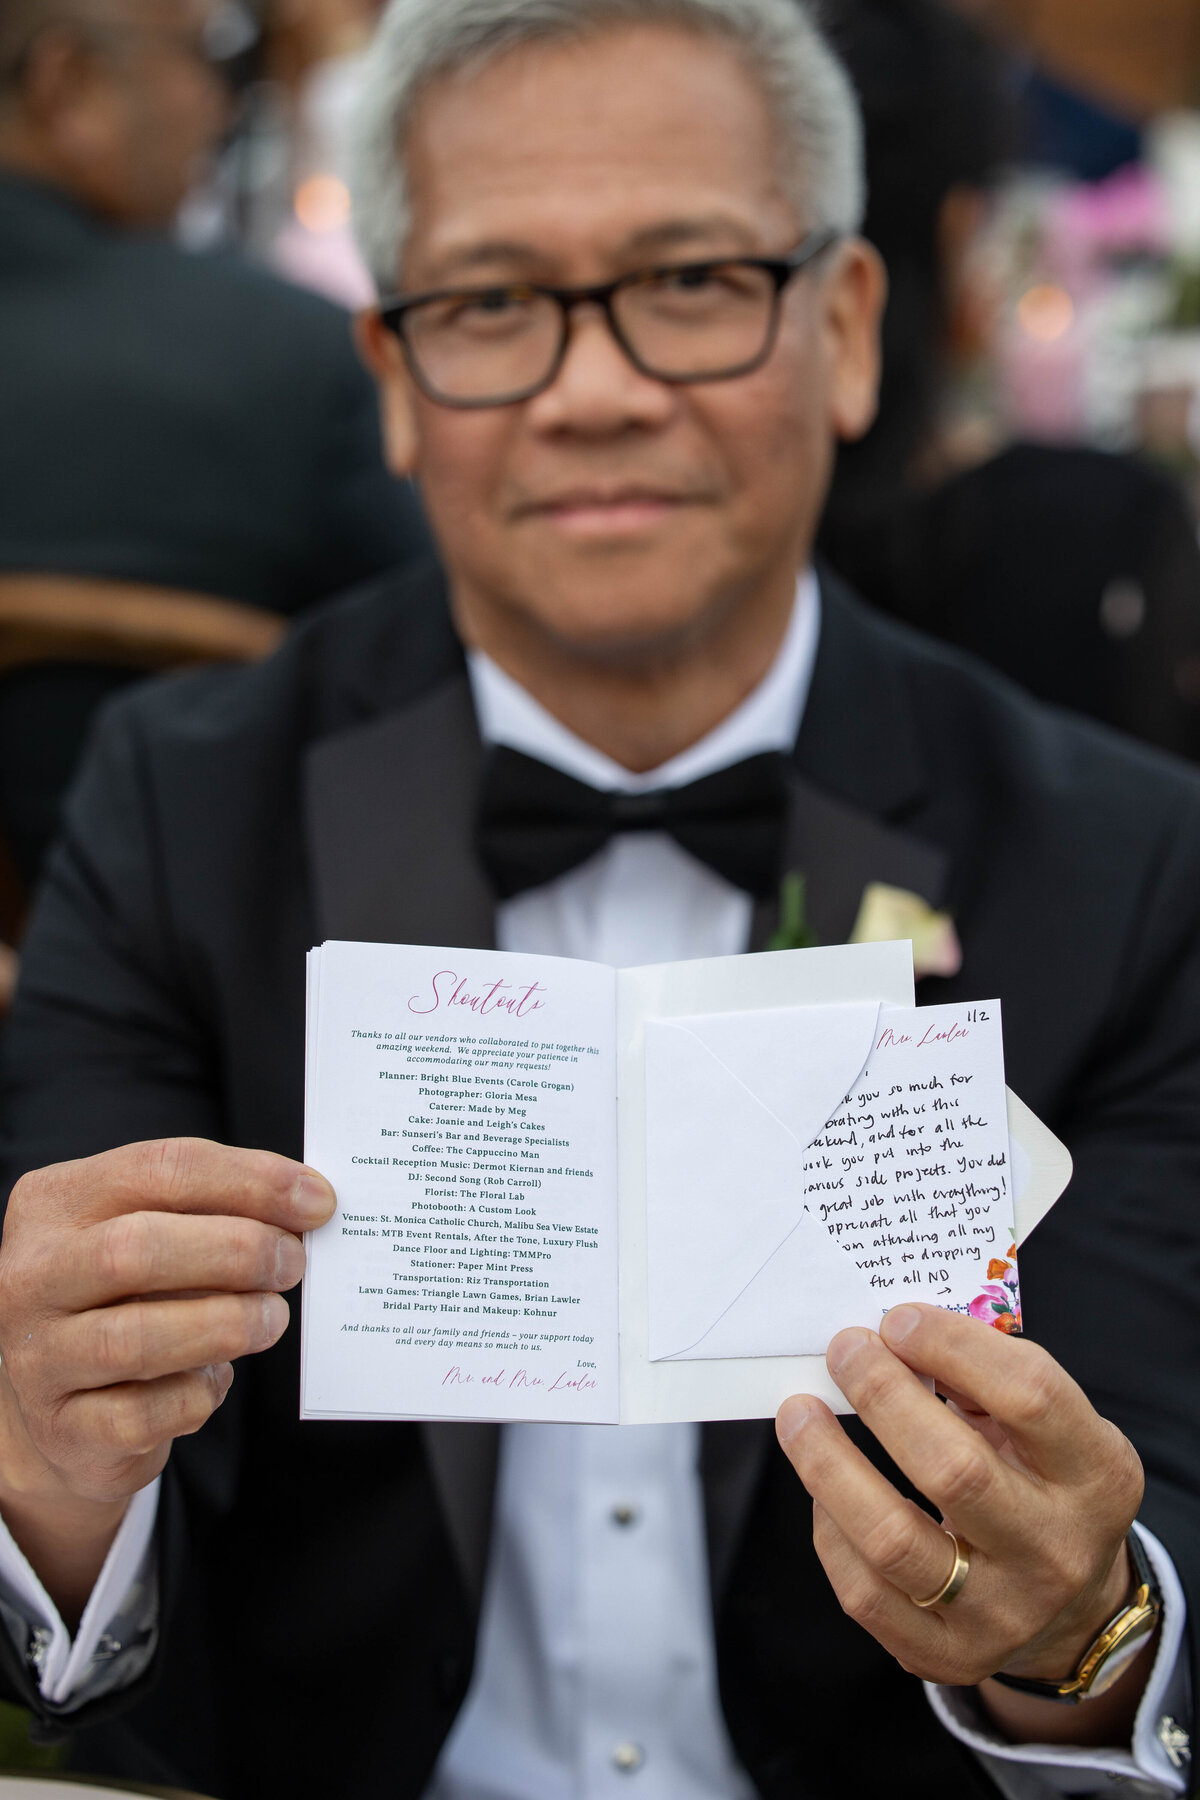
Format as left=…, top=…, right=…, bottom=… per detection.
left=301, top=940, right=1071, bottom=1425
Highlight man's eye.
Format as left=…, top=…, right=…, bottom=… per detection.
left=662, top=267, right=721, bottom=293
left=451, top=291, right=530, bottom=324
left=650, top=265, right=761, bottom=303
left=636, top=265, right=764, bottom=317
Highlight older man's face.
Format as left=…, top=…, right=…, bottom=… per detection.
left=371, top=23, right=881, bottom=663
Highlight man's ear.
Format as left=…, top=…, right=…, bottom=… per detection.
left=18, top=27, right=119, bottom=169
left=20, top=28, right=92, bottom=129
left=354, top=311, right=420, bottom=478
left=823, top=238, right=887, bottom=444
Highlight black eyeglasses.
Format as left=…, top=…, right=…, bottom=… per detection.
left=377, top=226, right=841, bottom=409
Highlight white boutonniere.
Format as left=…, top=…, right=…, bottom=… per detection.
left=850, top=881, right=963, bottom=979
left=767, top=875, right=962, bottom=978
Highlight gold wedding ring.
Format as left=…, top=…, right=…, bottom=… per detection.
left=913, top=1530, right=971, bottom=1608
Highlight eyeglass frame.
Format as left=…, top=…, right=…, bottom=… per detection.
left=376, top=225, right=843, bottom=409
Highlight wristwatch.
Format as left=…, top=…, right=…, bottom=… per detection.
left=989, top=1531, right=1162, bottom=1704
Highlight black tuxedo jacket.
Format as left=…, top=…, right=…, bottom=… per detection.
left=4, top=565, right=1200, bottom=1800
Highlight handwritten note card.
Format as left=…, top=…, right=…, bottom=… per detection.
left=643, top=1000, right=1014, bottom=1367
left=302, top=943, right=1061, bottom=1423
left=807, top=1002, right=1014, bottom=1318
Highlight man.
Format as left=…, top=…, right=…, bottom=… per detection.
left=0, top=2, right=1196, bottom=1796
left=0, top=0, right=429, bottom=887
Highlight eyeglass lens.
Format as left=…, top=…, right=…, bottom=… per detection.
left=401, top=261, right=781, bottom=404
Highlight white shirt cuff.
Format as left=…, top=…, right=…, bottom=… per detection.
left=926, top=1522, right=1191, bottom=1796
left=0, top=1478, right=159, bottom=1705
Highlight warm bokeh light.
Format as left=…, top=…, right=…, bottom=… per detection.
left=295, top=174, right=352, bottom=235
left=1016, top=283, right=1075, bottom=343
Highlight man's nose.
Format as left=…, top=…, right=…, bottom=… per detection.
left=527, top=302, right=676, bottom=433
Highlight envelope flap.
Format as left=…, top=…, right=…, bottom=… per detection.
left=1009, top=1089, right=1073, bottom=1245
left=677, top=1002, right=881, bottom=1147
left=644, top=1002, right=881, bottom=1360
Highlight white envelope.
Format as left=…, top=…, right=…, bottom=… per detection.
left=645, top=1002, right=882, bottom=1360
left=1007, top=1088, right=1072, bottom=1244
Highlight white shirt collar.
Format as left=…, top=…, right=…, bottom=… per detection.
left=466, top=570, right=820, bottom=794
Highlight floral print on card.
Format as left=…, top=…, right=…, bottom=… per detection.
left=968, top=1243, right=1021, bottom=1333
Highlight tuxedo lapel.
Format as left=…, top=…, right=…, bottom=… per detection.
left=795, top=568, right=930, bottom=819
left=749, top=575, right=951, bottom=949
left=749, top=770, right=950, bottom=951
left=304, top=668, right=500, bottom=1614
left=304, top=670, right=495, bottom=952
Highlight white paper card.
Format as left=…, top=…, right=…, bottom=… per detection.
left=302, top=941, right=619, bottom=1422
left=302, top=941, right=1069, bottom=1423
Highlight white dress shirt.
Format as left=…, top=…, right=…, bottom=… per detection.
left=0, top=571, right=1189, bottom=1796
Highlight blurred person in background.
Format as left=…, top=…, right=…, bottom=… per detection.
left=819, top=0, right=1200, bottom=762
left=245, top=0, right=383, bottom=306
left=178, top=0, right=387, bottom=307
left=0, top=0, right=430, bottom=909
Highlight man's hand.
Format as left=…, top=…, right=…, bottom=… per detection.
left=0, top=1139, right=336, bottom=1620
left=776, top=1305, right=1146, bottom=1735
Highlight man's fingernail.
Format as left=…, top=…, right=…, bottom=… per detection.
left=880, top=1305, right=922, bottom=1345
left=262, top=1292, right=290, bottom=1342
left=776, top=1397, right=814, bottom=1443
left=212, top=1362, right=235, bottom=1404
left=274, top=1234, right=307, bottom=1288
left=293, top=1171, right=336, bottom=1225
left=827, top=1326, right=871, bottom=1376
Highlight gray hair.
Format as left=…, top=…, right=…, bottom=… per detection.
left=351, top=0, right=865, bottom=294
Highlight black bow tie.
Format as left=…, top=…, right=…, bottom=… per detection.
left=476, top=744, right=790, bottom=901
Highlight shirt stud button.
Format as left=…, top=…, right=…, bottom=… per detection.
left=611, top=1742, right=644, bottom=1772
left=611, top=1503, right=639, bottom=1527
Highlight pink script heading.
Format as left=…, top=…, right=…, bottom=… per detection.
left=408, top=970, right=549, bottom=1019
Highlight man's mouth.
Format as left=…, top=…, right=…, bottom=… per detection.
left=520, top=487, right=695, bottom=537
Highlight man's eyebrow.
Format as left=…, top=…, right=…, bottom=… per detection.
left=417, top=217, right=772, bottom=286
left=418, top=243, right=549, bottom=285
left=620, top=217, right=766, bottom=257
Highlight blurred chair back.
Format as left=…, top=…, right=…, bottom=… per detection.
left=959, top=0, right=1200, bottom=117
left=0, top=574, right=286, bottom=674
left=0, top=1774, right=218, bottom=1796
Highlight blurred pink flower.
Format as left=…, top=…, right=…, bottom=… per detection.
left=1051, top=166, right=1168, bottom=272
